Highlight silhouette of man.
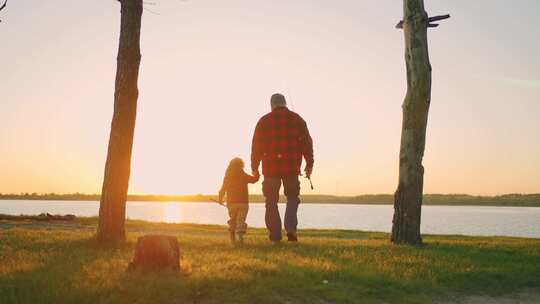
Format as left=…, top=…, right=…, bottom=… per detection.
left=251, top=93, right=314, bottom=243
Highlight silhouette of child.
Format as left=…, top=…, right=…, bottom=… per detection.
left=218, top=157, right=259, bottom=244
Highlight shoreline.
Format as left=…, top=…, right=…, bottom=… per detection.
left=1, top=197, right=539, bottom=207
left=1, top=215, right=539, bottom=240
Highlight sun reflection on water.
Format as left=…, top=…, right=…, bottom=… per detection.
left=164, top=203, right=182, bottom=223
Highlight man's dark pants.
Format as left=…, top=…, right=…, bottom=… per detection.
left=262, top=175, right=300, bottom=241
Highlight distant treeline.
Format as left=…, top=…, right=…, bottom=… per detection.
left=1, top=193, right=539, bottom=207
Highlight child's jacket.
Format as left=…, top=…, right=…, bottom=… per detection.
left=219, top=171, right=259, bottom=204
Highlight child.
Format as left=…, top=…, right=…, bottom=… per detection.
left=218, top=157, right=259, bottom=244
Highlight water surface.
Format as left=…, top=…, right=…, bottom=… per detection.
left=0, top=200, right=538, bottom=238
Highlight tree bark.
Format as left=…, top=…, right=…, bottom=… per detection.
left=97, top=0, right=143, bottom=243
left=391, top=0, right=431, bottom=245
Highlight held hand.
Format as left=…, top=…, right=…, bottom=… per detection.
left=252, top=170, right=260, bottom=178
left=305, top=167, right=313, bottom=179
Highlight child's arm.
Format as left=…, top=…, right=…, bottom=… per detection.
left=218, top=188, right=226, bottom=203
left=218, top=176, right=228, bottom=203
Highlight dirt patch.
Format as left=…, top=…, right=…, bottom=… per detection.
left=0, top=220, right=226, bottom=238
left=439, top=289, right=540, bottom=304
left=0, top=220, right=93, bottom=231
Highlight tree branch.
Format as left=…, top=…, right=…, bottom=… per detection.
left=395, top=14, right=450, bottom=29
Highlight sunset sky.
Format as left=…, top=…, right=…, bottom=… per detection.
left=1, top=0, right=539, bottom=196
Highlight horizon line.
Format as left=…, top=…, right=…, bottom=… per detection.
left=1, top=192, right=539, bottom=198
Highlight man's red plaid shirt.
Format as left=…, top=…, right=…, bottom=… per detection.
left=251, top=107, right=314, bottom=177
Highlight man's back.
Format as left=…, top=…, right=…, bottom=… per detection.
left=252, top=93, right=315, bottom=243
left=251, top=107, right=314, bottom=177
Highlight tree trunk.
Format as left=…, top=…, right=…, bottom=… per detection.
left=97, top=0, right=143, bottom=243
left=391, top=0, right=431, bottom=245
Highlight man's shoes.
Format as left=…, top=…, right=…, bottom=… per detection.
left=269, top=235, right=282, bottom=245
left=270, top=239, right=281, bottom=245
left=287, top=232, right=298, bottom=242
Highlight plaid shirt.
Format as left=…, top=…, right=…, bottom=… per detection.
left=251, top=107, right=314, bottom=177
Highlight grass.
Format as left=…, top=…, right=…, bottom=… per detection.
left=0, top=218, right=539, bottom=304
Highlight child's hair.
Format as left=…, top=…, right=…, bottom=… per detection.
left=225, top=157, right=245, bottom=177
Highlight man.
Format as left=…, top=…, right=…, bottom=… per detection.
left=251, top=93, right=314, bottom=243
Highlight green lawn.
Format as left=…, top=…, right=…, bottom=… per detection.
left=0, top=218, right=539, bottom=304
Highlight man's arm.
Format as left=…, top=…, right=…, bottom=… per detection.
left=244, top=172, right=260, bottom=184
left=251, top=119, right=263, bottom=175
left=301, top=118, right=314, bottom=177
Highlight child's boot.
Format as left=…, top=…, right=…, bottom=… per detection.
left=229, top=231, right=236, bottom=244
left=235, top=233, right=244, bottom=245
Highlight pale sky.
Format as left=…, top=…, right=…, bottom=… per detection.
left=1, top=0, right=539, bottom=196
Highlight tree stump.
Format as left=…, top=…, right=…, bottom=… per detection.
left=128, top=235, right=180, bottom=271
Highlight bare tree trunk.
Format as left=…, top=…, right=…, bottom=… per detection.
left=391, top=0, right=431, bottom=245
left=0, top=0, right=7, bottom=23
left=97, top=0, right=143, bottom=243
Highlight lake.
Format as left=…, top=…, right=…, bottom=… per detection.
left=0, top=200, right=539, bottom=238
